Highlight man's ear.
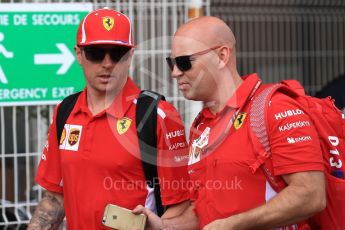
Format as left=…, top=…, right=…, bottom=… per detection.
left=126, top=48, right=135, bottom=65
left=129, top=48, right=135, bottom=58
left=218, top=46, right=231, bottom=69
left=74, top=45, right=82, bottom=64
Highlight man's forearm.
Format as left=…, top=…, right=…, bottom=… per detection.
left=224, top=171, right=326, bottom=229
left=28, top=191, right=65, bottom=230
left=229, top=185, right=315, bottom=229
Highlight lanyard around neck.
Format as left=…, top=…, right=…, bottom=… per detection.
left=198, top=79, right=262, bottom=154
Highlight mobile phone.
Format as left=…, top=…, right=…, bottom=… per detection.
left=102, top=204, right=147, bottom=230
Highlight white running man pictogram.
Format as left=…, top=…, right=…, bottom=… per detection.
left=0, top=32, right=14, bottom=84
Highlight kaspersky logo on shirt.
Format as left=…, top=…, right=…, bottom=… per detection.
left=59, top=124, right=83, bottom=151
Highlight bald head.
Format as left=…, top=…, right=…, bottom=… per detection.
left=169, top=16, right=242, bottom=107
left=175, top=16, right=236, bottom=48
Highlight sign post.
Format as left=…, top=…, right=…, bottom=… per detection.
left=0, top=3, right=92, bottom=106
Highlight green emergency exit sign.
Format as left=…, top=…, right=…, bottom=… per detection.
left=0, top=3, right=92, bottom=106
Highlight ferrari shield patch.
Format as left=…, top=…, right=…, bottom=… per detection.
left=103, top=17, right=114, bottom=31
left=117, top=117, right=132, bottom=135
left=234, top=112, right=247, bottom=130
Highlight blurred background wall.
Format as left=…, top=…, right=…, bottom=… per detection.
left=212, top=0, right=345, bottom=95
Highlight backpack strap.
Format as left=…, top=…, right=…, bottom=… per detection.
left=281, top=80, right=305, bottom=96
left=56, top=92, right=81, bottom=144
left=249, top=84, right=288, bottom=192
left=136, top=90, right=165, bottom=216
left=56, top=90, right=166, bottom=215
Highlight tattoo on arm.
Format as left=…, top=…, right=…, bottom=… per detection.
left=28, top=191, right=65, bottom=230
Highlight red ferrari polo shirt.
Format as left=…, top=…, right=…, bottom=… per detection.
left=36, top=77, right=190, bottom=230
left=188, top=73, right=324, bottom=228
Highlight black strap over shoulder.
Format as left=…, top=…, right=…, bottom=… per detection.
left=56, top=92, right=81, bottom=144
left=56, top=90, right=166, bottom=216
left=136, top=90, right=165, bottom=216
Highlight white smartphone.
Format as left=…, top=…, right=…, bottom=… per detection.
left=102, top=204, right=147, bottom=230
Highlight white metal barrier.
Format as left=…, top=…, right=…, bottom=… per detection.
left=0, top=0, right=210, bottom=227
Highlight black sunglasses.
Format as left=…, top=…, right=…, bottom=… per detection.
left=166, top=46, right=221, bottom=72
left=82, top=46, right=131, bottom=63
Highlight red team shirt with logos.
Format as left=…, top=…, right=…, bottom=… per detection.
left=187, top=73, right=324, bottom=228
left=36, top=78, right=190, bottom=230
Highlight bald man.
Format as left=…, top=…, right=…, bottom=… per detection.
left=134, top=16, right=326, bottom=230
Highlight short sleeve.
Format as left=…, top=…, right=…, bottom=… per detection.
left=35, top=104, right=63, bottom=193
left=156, top=101, right=190, bottom=206
left=267, top=92, right=324, bottom=176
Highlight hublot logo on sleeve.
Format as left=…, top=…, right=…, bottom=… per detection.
left=274, top=109, right=304, bottom=120
left=166, top=130, right=185, bottom=139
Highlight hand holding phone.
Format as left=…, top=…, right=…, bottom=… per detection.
left=102, top=204, right=147, bottom=230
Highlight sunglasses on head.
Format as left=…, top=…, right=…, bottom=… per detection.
left=81, top=46, right=131, bottom=63
left=166, top=45, right=221, bottom=72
